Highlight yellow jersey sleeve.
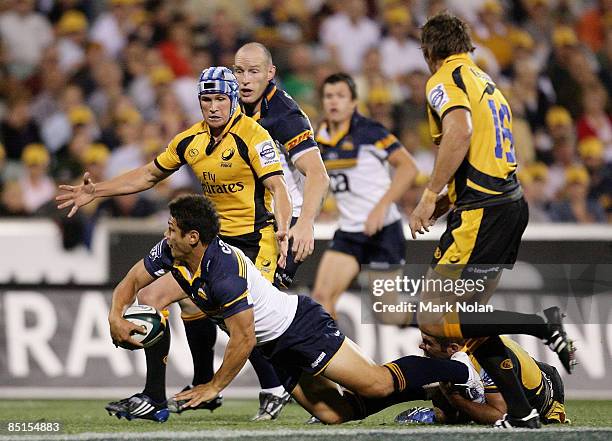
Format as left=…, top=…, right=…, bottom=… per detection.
left=248, top=129, right=283, bottom=180
left=155, top=132, right=184, bottom=172
left=426, top=68, right=471, bottom=120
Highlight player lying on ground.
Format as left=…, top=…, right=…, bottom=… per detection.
left=108, top=194, right=482, bottom=424
left=395, top=332, right=568, bottom=425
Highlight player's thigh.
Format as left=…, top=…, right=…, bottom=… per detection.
left=312, top=250, right=360, bottom=300
left=291, top=374, right=354, bottom=424
left=137, top=273, right=186, bottom=310
left=321, top=338, right=394, bottom=398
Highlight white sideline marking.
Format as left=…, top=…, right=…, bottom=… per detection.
left=1, top=427, right=610, bottom=441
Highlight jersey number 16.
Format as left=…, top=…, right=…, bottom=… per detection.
left=488, top=99, right=516, bottom=164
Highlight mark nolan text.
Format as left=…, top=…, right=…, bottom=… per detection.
left=372, top=301, right=494, bottom=313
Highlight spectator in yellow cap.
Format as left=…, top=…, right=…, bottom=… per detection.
left=577, top=137, right=612, bottom=214
left=105, top=104, right=144, bottom=180
left=57, top=10, right=88, bottom=73
left=19, top=143, right=56, bottom=214
left=549, top=165, right=606, bottom=223
left=545, top=106, right=574, bottom=158
left=81, top=143, right=110, bottom=191
left=577, top=86, right=612, bottom=162
left=521, top=162, right=552, bottom=222
left=366, top=86, right=394, bottom=130
left=473, top=0, right=518, bottom=70
left=379, top=5, right=428, bottom=80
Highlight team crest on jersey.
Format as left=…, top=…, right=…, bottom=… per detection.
left=500, top=359, right=513, bottom=369
left=428, top=83, right=450, bottom=115
left=255, top=140, right=280, bottom=167
left=221, top=147, right=235, bottom=161
left=188, top=148, right=199, bottom=158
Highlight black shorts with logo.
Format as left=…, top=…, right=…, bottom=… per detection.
left=432, top=198, right=529, bottom=273
left=258, top=295, right=346, bottom=392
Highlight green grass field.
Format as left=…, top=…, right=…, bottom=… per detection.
left=0, top=399, right=610, bottom=440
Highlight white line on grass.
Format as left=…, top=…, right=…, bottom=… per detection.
left=1, top=427, right=611, bottom=441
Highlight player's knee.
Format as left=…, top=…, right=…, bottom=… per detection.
left=354, top=371, right=394, bottom=398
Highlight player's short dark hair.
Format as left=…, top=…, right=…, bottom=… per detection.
left=435, top=335, right=466, bottom=350
left=421, top=12, right=475, bottom=63
left=321, top=72, right=358, bottom=100
left=168, top=194, right=220, bottom=245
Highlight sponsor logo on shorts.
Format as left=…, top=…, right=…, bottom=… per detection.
left=434, top=247, right=442, bottom=259
left=500, top=359, right=514, bottom=369
left=311, top=352, right=327, bottom=369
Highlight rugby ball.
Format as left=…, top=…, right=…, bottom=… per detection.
left=123, top=305, right=166, bottom=348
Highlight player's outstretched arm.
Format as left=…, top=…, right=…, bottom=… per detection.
left=364, top=147, right=418, bottom=236
left=263, top=174, right=292, bottom=267
left=291, top=150, right=329, bottom=261
left=175, top=308, right=256, bottom=408
left=56, top=162, right=171, bottom=218
left=108, top=259, right=156, bottom=350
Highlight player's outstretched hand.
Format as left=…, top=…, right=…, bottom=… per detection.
left=364, top=202, right=389, bottom=236
left=409, top=188, right=437, bottom=239
left=56, top=172, right=97, bottom=218
left=276, top=229, right=289, bottom=268
left=288, top=219, right=314, bottom=262
left=174, top=382, right=220, bottom=409
left=108, top=315, right=144, bottom=350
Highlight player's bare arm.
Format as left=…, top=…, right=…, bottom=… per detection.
left=175, top=307, right=256, bottom=408
left=290, top=150, right=329, bottom=261
left=409, top=109, right=471, bottom=239
left=108, top=260, right=157, bottom=350
left=262, top=174, right=292, bottom=267
left=440, top=382, right=506, bottom=424
left=56, top=162, right=171, bottom=218
left=364, top=147, right=418, bottom=236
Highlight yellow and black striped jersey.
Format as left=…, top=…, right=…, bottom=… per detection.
left=155, top=110, right=283, bottom=236
left=426, top=53, right=522, bottom=209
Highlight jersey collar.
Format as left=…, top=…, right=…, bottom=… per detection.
left=245, top=80, right=277, bottom=121
left=316, top=110, right=358, bottom=146
left=202, top=108, right=243, bottom=144
left=443, top=52, right=473, bottom=66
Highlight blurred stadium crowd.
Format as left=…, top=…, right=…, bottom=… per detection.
left=0, top=0, right=610, bottom=247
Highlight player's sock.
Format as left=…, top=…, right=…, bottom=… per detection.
left=384, top=355, right=469, bottom=392
left=261, top=386, right=286, bottom=396
left=443, top=310, right=548, bottom=339
left=472, top=336, right=533, bottom=418
left=183, top=314, right=217, bottom=385
left=249, top=347, right=284, bottom=392
left=344, top=387, right=427, bottom=421
left=142, top=321, right=170, bottom=403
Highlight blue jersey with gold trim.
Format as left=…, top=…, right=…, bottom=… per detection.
left=244, top=81, right=318, bottom=217
left=143, top=237, right=298, bottom=343
left=316, top=111, right=403, bottom=232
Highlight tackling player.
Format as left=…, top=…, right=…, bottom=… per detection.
left=396, top=332, right=568, bottom=425
left=232, top=42, right=330, bottom=420
left=57, top=67, right=292, bottom=421
left=108, top=194, right=484, bottom=425
left=311, top=73, right=418, bottom=318
left=408, top=12, right=575, bottom=428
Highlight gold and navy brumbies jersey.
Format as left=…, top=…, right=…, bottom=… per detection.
left=154, top=109, right=283, bottom=236
left=244, top=81, right=318, bottom=162
left=316, top=111, right=401, bottom=167
left=466, top=337, right=553, bottom=415
left=143, top=237, right=250, bottom=325
left=426, top=53, right=523, bottom=209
